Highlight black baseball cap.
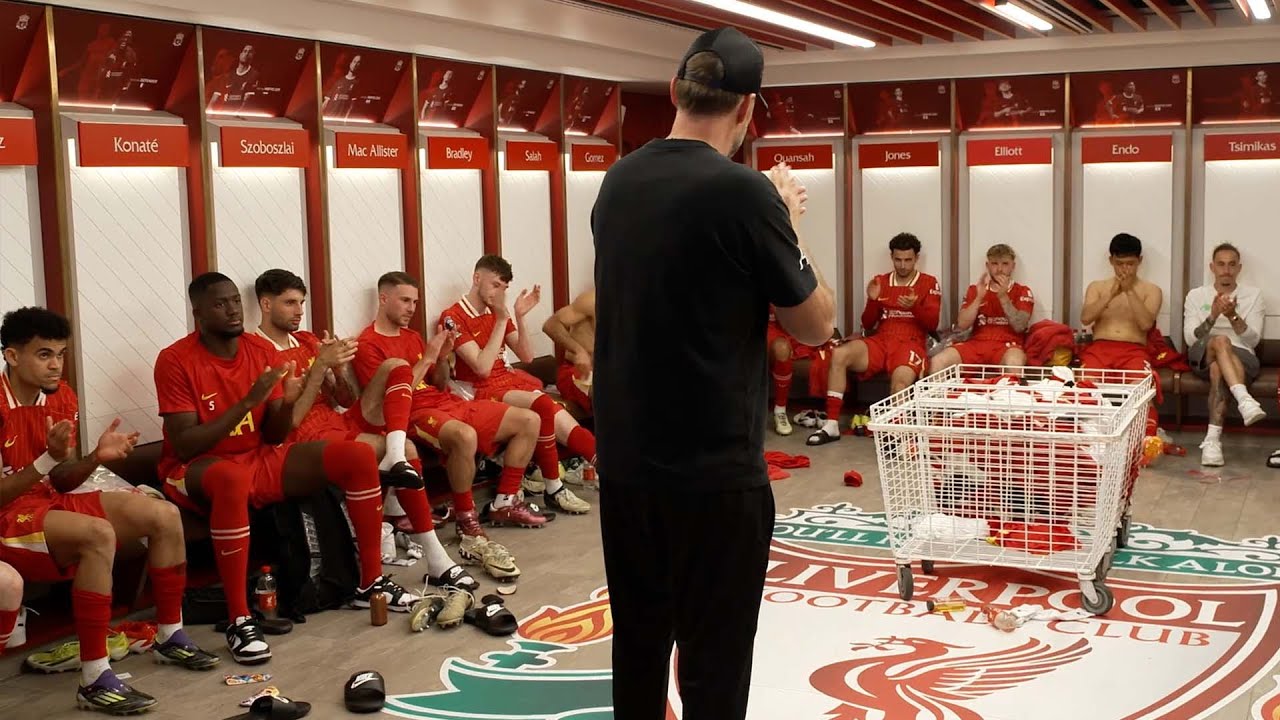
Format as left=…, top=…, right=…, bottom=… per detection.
left=676, top=27, right=766, bottom=103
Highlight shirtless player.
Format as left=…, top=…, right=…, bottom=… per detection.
left=543, top=288, right=595, bottom=417
left=442, top=256, right=593, bottom=515
left=1079, top=233, right=1164, bottom=433
left=930, top=243, right=1034, bottom=374
left=253, top=269, right=487, bottom=587
left=808, top=233, right=941, bottom=446
left=156, top=273, right=421, bottom=665
left=4, top=307, right=216, bottom=714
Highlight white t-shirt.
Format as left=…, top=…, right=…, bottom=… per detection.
left=1182, top=284, right=1264, bottom=354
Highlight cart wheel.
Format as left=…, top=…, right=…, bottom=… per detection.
left=1116, top=515, right=1132, bottom=549
left=1096, top=552, right=1113, bottom=580
left=897, top=565, right=914, bottom=601
left=921, top=560, right=935, bottom=575
left=1080, top=582, right=1114, bottom=616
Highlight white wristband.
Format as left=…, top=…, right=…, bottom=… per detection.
left=32, top=452, right=58, bottom=476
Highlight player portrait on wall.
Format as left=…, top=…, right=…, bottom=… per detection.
left=207, top=44, right=261, bottom=115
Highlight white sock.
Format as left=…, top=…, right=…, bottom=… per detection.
left=381, top=431, right=407, bottom=468
left=1230, top=384, right=1254, bottom=404
left=822, top=419, right=840, bottom=436
left=81, top=657, right=110, bottom=686
left=493, top=493, right=516, bottom=509
left=544, top=477, right=564, bottom=496
left=155, top=622, right=181, bottom=644
left=1206, top=424, right=1223, bottom=442
left=774, top=405, right=787, bottom=415
left=413, top=532, right=456, bottom=577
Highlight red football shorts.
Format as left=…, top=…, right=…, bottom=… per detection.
left=474, top=369, right=543, bottom=402
left=858, top=334, right=926, bottom=381
left=555, top=361, right=593, bottom=414
left=953, top=338, right=1022, bottom=365
left=411, top=397, right=509, bottom=457
left=767, top=324, right=815, bottom=360
left=161, top=444, right=294, bottom=515
left=0, top=489, right=108, bottom=582
left=1078, top=339, right=1163, bottom=405
left=293, top=409, right=366, bottom=443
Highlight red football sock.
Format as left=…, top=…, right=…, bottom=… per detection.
left=205, top=462, right=253, bottom=620
left=565, top=426, right=596, bottom=466
left=394, top=487, right=434, bottom=534
left=530, top=394, right=561, bottom=480
left=72, top=589, right=112, bottom=663
left=453, top=489, right=476, bottom=513
left=383, top=365, right=414, bottom=433
left=0, top=606, right=17, bottom=651
left=148, top=563, right=186, bottom=626
left=826, top=391, right=844, bottom=421
left=773, top=359, right=794, bottom=408
left=323, top=441, right=386, bottom=586
left=498, top=465, right=524, bottom=496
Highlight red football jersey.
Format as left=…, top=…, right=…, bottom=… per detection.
left=439, top=297, right=516, bottom=386
left=353, top=324, right=449, bottom=407
left=256, top=330, right=346, bottom=433
left=154, top=333, right=284, bottom=462
left=0, top=372, right=79, bottom=503
left=861, top=272, right=942, bottom=343
left=964, top=282, right=1035, bottom=343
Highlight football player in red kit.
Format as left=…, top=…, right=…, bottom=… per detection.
left=809, top=233, right=942, bottom=445
left=252, top=269, right=489, bottom=585
left=2, top=307, right=217, bottom=715
left=441, top=255, right=594, bottom=516
left=155, top=273, right=422, bottom=666
left=929, top=243, right=1033, bottom=374
left=356, top=272, right=545, bottom=563
left=766, top=305, right=819, bottom=436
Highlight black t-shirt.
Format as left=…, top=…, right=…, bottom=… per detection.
left=591, top=138, right=818, bottom=493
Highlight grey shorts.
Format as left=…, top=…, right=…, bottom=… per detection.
left=1189, top=341, right=1260, bottom=383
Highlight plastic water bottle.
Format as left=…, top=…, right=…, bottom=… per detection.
left=255, top=566, right=278, bottom=620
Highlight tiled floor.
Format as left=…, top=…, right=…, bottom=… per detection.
left=1, top=425, right=1277, bottom=719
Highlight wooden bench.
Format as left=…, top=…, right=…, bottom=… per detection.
left=1159, top=339, right=1280, bottom=429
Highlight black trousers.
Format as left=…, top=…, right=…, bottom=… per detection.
left=600, top=481, right=775, bottom=720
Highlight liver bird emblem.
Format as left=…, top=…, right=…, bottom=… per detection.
left=809, top=635, right=1091, bottom=720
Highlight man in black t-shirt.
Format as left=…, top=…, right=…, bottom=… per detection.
left=591, top=26, right=835, bottom=720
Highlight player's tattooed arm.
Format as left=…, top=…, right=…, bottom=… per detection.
left=996, top=294, right=1031, bottom=334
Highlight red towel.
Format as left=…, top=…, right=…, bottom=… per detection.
left=1147, top=327, right=1192, bottom=372
left=1024, top=320, right=1076, bottom=366
left=764, top=451, right=810, bottom=469
left=764, top=451, right=810, bottom=482
left=989, top=521, right=1079, bottom=555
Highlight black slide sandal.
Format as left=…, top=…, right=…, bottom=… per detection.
left=1267, top=450, right=1280, bottom=469
left=807, top=429, right=840, bottom=446
left=464, top=595, right=519, bottom=636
